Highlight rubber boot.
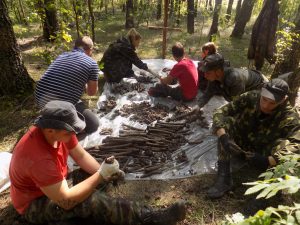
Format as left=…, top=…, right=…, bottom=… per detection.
left=207, top=161, right=233, bottom=199
left=141, top=201, right=186, bottom=225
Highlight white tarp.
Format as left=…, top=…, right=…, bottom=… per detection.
left=0, top=152, right=12, bottom=193
left=79, top=59, right=229, bottom=180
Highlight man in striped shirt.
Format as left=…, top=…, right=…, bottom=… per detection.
left=35, top=36, right=100, bottom=134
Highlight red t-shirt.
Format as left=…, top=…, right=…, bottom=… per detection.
left=169, top=58, right=198, bottom=100
left=9, top=126, right=78, bottom=214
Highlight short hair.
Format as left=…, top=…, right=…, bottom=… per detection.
left=172, top=42, right=184, bottom=58
left=127, top=28, right=142, bottom=41
left=74, top=36, right=93, bottom=50
left=201, top=42, right=217, bottom=55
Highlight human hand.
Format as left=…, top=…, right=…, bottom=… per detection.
left=245, top=152, right=269, bottom=170
left=98, top=156, right=121, bottom=181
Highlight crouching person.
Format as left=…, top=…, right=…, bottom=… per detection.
left=9, top=100, right=186, bottom=225
left=207, top=79, right=300, bottom=199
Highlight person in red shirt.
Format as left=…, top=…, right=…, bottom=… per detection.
left=9, top=100, right=186, bottom=225
left=148, top=42, right=198, bottom=101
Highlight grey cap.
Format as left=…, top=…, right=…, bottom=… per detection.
left=201, top=53, right=225, bottom=72
left=261, top=78, right=289, bottom=102
left=35, top=101, right=86, bottom=133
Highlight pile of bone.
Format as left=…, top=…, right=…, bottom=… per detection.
left=119, top=102, right=169, bottom=124
left=86, top=122, right=190, bottom=178
left=111, top=82, right=145, bottom=95
left=98, top=96, right=117, bottom=114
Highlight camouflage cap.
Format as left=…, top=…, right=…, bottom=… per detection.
left=261, top=78, right=289, bottom=102
left=201, top=53, right=224, bottom=72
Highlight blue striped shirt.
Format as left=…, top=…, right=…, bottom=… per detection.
left=35, top=48, right=99, bottom=108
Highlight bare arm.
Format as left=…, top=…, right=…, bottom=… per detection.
left=86, top=80, right=98, bottom=96
left=41, top=172, right=103, bottom=210
left=40, top=144, right=103, bottom=210
left=70, top=143, right=100, bottom=174
left=160, top=74, right=174, bottom=85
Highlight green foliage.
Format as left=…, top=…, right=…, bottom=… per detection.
left=275, top=19, right=300, bottom=64
left=224, top=204, right=300, bottom=225
left=223, top=153, right=300, bottom=224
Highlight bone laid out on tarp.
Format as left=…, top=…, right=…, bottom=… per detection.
left=76, top=59, right=229, bottom=180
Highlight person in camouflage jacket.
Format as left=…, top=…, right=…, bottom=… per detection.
left=99, top=28, right=149, bottom=83
left=198, top=53, right=268, bottom=108
left=207, top=78, right=300, bottom=199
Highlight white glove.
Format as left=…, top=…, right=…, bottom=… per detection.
left=98, top=157, right=120, bottom=181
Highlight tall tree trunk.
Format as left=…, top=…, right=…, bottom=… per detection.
left=208, top=0, right=213, bottom=11
left=156, top=0, right=162, bottom=20
left=72, top=0, right=80, bottom=38
left=195, top=0, right=198, bottom=17
left=248, top=0, right=279, bottom=70
left=231, top=0, right=255, bottom=38
left=208, top=0, right=222, bottom=41
left=125, top=0, right=134, bottom=28
left=87, top=0, right=95, bottom=42
left=112, top=0, right=115, bottom=15
left=175, top=0, right=181, bottom=26
left=42, top=0, right=59, bottom=42
left=104, top=0, right=108, bottom=14
left=187, top=0, right=194, bottom=34
left=18, top=0, right=27, bottom=25
left=225, top=0, right=234, bottom=22
left=0, top=0, right=34, bottom=97
left=234, top=0, right=242, bottom=22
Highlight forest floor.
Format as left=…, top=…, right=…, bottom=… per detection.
left=0, top=14, right=299, bottom=225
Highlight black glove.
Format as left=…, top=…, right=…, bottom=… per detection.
left=219, top=133, right=231, bottom=153
left=245, top=152, right=269, bottom=171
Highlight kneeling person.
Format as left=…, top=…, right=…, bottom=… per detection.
left=207, top=79, right=300, bottom=199
left=9, top=100, right=186, bottom=225
left=148, top=42, right=198, bottom=102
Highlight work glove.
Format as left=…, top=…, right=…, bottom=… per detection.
left=245, top=152, right=269, bottom=171
left=219, top=133, right=231, bottom=153
left=98, top=156, right=125, bottom=182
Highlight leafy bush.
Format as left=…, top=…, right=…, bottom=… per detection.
left=223, top=153, right=300, bottom=225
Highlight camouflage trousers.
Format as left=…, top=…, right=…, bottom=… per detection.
left=151, top=84, right=188, bottom=102
left=24, top=190, right=143, bottom=225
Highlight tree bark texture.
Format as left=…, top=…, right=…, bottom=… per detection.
left=187, top=0, right=194, bottom=33
left=42, top=0, right=59, bottom=42
left=234, top=0, right=242, bottom=22
left=18, top=0, right=27, bottom=25
left=231, top=0, right=255, bottom=38
left=125, top=0, right=134, bottom=28
left=247, top=0, right=279, bottom=70
left=72, top=0, right=80, bottom=37
left=208, top=0, right=222, bottom=41
left=87, top=0, right=95, bottom=42
left=225, top=0, right=234, bottom=22
left=156, top=0, right=162, bottom=20
left=0, top=0, right=34, bottom=97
